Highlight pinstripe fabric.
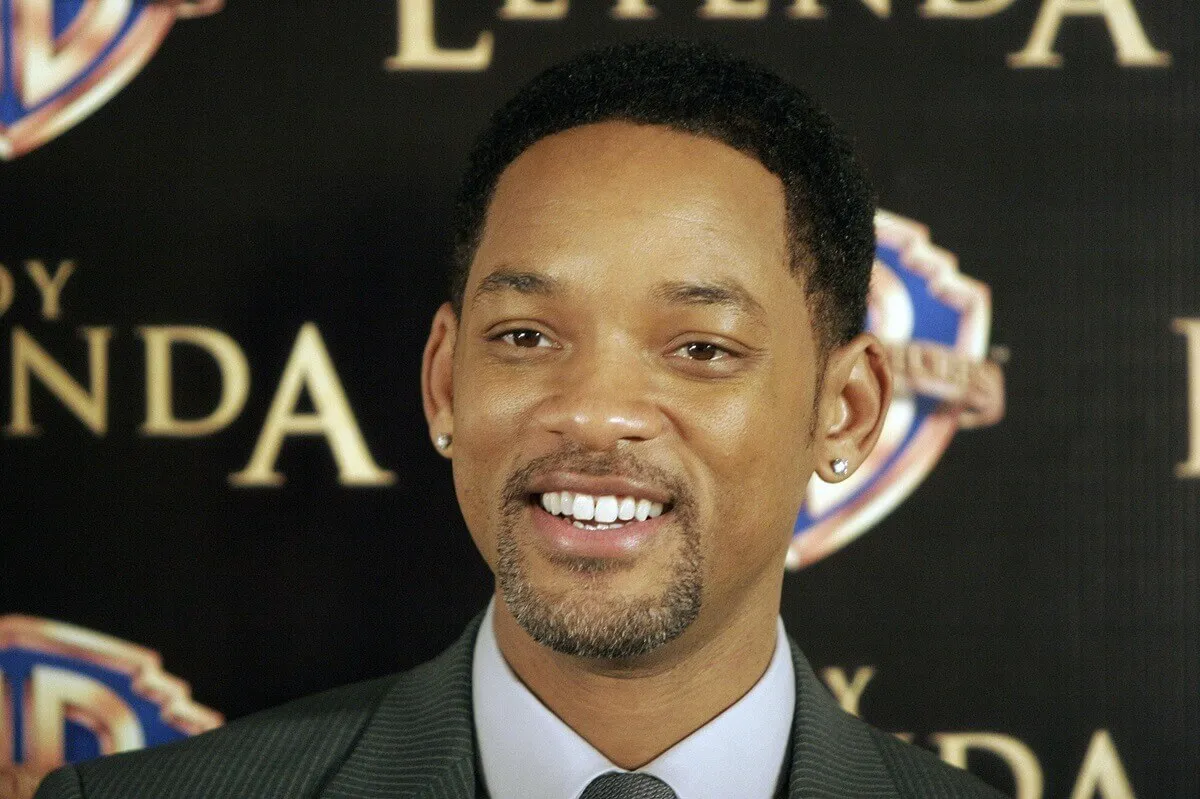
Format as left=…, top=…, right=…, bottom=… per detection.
left=317, top=618, right=481, bottom=799
left=34, top=614, right=1007, bottom=799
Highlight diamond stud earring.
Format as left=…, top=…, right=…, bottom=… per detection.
left=435, top=433, right=452, bottom=450
left=831, top=458, right=849, bottom=477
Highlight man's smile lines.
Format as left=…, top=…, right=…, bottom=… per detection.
left=536, top=492, right=666, bottom=529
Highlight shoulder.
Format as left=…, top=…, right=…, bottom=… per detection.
left=35, top=674, right=401, bottom=799
left=868, top=727, right=1010, bottom=798
left=785, top=635, right=1008, bottom=798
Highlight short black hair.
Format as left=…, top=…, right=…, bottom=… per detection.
left=449, top=39, right=876, bottom=349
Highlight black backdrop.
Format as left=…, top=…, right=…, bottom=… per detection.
left=2, top=2, right=1198, bottom=797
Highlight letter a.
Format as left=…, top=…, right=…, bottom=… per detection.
left=1069, top=730, right=1136, bottom=799
left=230, top=323, right=395, bottom=487
left=1009, top=0, right=1170, bottom=68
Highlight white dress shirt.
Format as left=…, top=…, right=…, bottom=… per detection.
left=472, top=601, right=795, bottom=799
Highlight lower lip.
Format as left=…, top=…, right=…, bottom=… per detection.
left=528, top=503, right=670, bottom=559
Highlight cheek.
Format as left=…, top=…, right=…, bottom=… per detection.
left=686, top=377, right=814, bottom=564
left=449, top=366, right=539, bottom=557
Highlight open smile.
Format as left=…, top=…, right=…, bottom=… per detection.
left=522, top=483, right=677, bottom=558
left=532, top=491, right=670, bottom=530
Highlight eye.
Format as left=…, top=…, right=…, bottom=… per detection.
left=674, top=342, right=730, bottom=361
left=497, top=329, right=554, bottom=348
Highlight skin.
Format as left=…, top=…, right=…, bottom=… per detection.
left=422, top=121, right=891, bottom=769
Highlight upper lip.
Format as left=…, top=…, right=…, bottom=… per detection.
left=526, top=472, right=674, bottom=505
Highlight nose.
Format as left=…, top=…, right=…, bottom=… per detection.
left=532, top=344, right=665, bottom=451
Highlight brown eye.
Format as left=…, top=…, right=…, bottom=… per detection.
left=684, top=342, right=723, bottom=361
left=500, top=330, right=552, bottom=348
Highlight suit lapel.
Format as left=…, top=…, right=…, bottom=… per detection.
left=317, top=617, right=901, bottom=799
left=318, top=615, right=483, bottom=799
left=785, top=639, right=900, bottom=799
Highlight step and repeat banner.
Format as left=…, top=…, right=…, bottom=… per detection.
left=1, top=1, right=1197, bottom=797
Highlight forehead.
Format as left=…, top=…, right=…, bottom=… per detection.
left=468, top=121, right=794, bottom=301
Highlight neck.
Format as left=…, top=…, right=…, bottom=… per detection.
left=491, top=584, right=781, bottom=770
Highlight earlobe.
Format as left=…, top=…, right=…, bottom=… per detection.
left=421, top=302, right=459, bottom=457
left=813, top=333, right=893, bottom=483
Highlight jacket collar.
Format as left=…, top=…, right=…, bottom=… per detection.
left=318, top=614, right=483, bottom=799
left=784, top=639, right=900, bottom=798
left=319, top=615, right=898, bottom=799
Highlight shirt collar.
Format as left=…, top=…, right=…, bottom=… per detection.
left=472, top=600, right=795, bottom=799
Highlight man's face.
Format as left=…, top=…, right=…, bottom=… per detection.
left=442, top=122, right=822, bottom=659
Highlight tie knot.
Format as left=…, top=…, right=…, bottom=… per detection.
left=579, top=772, right=679, bottom=799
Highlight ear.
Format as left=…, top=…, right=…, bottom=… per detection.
left=812, top=332, right=892, bottom=482
left=421, top=302, right=459, bottom=458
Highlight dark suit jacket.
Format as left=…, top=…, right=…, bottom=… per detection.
left=35, top=615, right=1006, bottom=798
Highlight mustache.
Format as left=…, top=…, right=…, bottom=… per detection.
left=501, top=446, right=692, bottom=512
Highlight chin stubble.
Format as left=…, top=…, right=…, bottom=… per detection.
left=496, top=450, right=703, bottom=660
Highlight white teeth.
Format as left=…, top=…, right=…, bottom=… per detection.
left=572, top=520, right=624, bottom=530
left=595, top=496, right=619, bottom=524
left=541, top=492, right=668, bottom=523
left=572, top=494, right=595, bottom=521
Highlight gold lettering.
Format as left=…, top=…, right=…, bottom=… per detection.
left=789, top=0, right=891, bottom=18
left=820, top=666, right=876, bottom=716
left=24, top=259, right=75, bottom=321
left=14, top=0, right=130, bottom=106
left=230, top=323, right=395, bottom=487
left=25, top=665, right=144, bottom=776
left=8, top=326, right=110, bottom=436
left=1070, top=730, right=1136, bottom=799
left=920, top=0, right=1017, bottom=18
left=934, top=732, right=1043, bottom=799
left=0, top=265, right=13, bottom=318
left=1008, top=0, right=1169, bottom=67
left=139, top=326, right=250, bottom=437
left=385, top=0, right=493, bottom=71
left=612, top=0, right=657, bottom=18
left=699, top=0, right=768, bottom=19
left=1173, top=318, right=1200, bottom=479
left=499, top=0, right=568, bottom=19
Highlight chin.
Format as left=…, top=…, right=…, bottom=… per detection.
left=497, top=535, right=704, bottom=660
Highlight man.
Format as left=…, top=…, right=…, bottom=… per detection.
left=36, top=40, right=1006, bottom=799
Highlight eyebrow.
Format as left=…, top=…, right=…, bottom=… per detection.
left=650, top=278, right=767, bottom=322
left=471, top=269, right=766, bottom=323
left=472, top=268, right=560, bottom=304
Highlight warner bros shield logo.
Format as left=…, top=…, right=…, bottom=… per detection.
left=0, top=0, right=222, bottom=160
left=0, top=615, right=222, bottom=799
left=788, top=211, right=1006, bottom=570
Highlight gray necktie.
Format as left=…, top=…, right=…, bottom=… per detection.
left=578, top=772, right=679, bottom=799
